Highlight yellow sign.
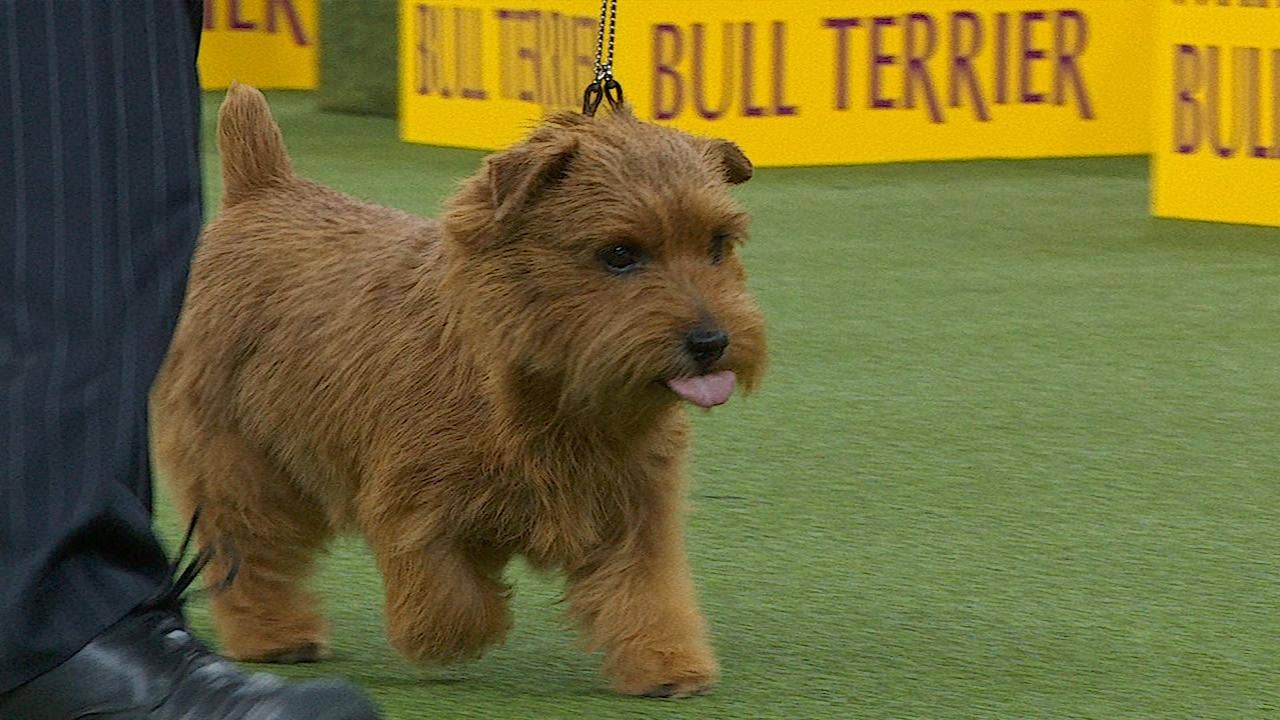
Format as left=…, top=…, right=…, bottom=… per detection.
left=399, top=0, right=1153, bottom=166
left=1152, top=1, right=1280, bottom=227
left=199, top=0, right=318, bottom=89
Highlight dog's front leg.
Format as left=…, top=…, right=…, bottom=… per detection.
left=370, top=536, right=512, bottom=665
left=565, top=503, right=718, bottom=698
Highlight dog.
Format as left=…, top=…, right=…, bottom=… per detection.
left=150, top=82, right=766, bottom=698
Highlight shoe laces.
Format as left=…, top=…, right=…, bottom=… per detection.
left=153, top=506, right=241, bottom=609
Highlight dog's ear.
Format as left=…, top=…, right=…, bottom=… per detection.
left=487, top=135, right=579, bottom=225
left=699, top=138, right=753, bottom=185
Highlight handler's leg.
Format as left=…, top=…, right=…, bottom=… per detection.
left=0, top=3, right=379, bottom=717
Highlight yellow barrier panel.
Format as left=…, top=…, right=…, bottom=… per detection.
left=199, top=0, right=318, bottom=89
left=398, top=0, right=1152, bottom=166
left=1152, top=2, right=1280, bottom=227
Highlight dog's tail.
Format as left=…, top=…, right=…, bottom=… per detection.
left=217, top=81, right=294, bottom=205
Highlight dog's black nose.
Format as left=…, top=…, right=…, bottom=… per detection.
left=685, top=326, right=729, bottom=367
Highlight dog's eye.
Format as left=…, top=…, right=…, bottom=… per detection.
left=598, top=244, right=646, bottom=274
left=710, top=232, right=730, bottom=265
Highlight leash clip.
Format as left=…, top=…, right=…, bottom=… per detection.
left=582, top=77, right=624, bottom=117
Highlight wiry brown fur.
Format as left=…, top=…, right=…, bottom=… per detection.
left=150, top=82, right=767, bottom=697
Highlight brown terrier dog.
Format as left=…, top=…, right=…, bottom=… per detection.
left=150, top=83, right=766, bottom=698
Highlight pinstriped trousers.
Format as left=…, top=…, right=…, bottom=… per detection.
left=0, top=1, right=203, bottom=691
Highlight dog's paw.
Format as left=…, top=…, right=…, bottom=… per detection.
left=389, top=609, right=512, bottom=666
left=639, top=680, right=714, bottom=699
left=606, top=647, right=718, bottom=699
left=236, top=641, right=330, bottom=664
left=258, top=642, right=329, bottom=664
left=612, top=672, right=716, bottom=699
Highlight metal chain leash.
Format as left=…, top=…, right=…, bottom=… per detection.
left=592, top=0, right=616, bottom=82
left=583, top=0, right=623, bottom=116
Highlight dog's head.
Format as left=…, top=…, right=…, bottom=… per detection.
left=443, top=108, right=766, bottom=418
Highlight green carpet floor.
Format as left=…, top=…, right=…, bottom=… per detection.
left=159, top=91, right=1280, bottom=719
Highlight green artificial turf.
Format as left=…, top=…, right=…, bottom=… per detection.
left=316, top=0, right=397, bottom=117
left=159, top=90, right=1280, bottom=719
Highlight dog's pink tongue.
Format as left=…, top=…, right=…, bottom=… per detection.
left=667, top=371, right=737, bottom=408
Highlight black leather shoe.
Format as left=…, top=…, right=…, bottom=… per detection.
left=0, top=607, right=381, bottom=719
left=0, top=509, right=380, bottom=719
